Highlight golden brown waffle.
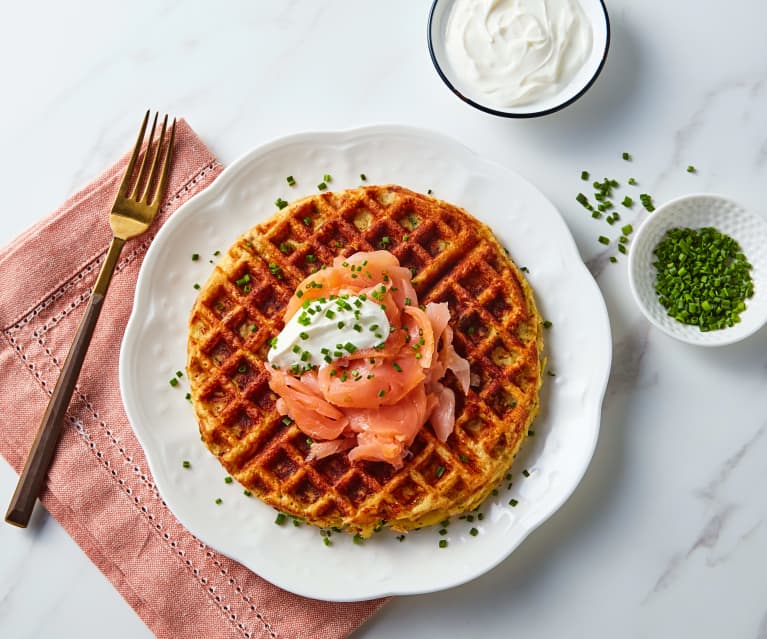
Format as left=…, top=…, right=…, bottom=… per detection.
left=187, top=185, right=544, bottom=537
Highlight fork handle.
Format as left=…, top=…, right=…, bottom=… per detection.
left=5, top=236, right=126, bottom=527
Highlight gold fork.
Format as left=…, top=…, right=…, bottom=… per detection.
left=5, top=111, right=176, bottom=528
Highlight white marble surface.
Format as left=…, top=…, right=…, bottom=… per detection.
left=1, top=1, right=766, bottom=637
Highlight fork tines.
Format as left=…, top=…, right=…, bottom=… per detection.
left=119, top=110, right=176, bottom=206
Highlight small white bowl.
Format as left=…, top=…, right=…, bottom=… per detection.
left=427, top=0, right=610, bottom=118
left=628, top=194, right=767, bottom=346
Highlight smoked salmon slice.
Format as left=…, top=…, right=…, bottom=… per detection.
left=267, top=250, right=470, bottom=466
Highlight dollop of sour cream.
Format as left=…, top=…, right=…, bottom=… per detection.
left=444, top=0, right=593, bottom=108
left=267, top=294, right=390, bottom=373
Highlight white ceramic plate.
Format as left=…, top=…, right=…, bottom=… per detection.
left=120, top=125, right=611, bottom=601
left=628, top=193, right=767, bottom=346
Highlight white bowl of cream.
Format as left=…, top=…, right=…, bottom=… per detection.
left=428, top=0, right=610, bottom=117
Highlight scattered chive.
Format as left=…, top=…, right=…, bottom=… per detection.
left=317, top=182, right=327, bottom=191
left=243, top=489, right=252, bottom=497
left=687, top=165, right=696, bottom=173
left=169, top=378, right=179, bottom=387
left=628, top=177, right=637, bottom=185
left=191, top=253, right=200, bottom=261
left=353, top=533, right=364, bottom=545
left=543, top=320, right=553, bottom=329
left=470, top=527, right=479, bottom=536
left=215, top=498, right=223, bottom=505
left=323, top=173, right=332, bottom=183
left=275, top=513, right=287, bottom=525
left=286, top=175, right=296, bottom=186
left=224, top=476, right=233, bottom=484
left=182, top=460, right=191, bottom=468
left=439, top=540, right=448, bottom=548
left=360, top=173, right=367, bottom=181
left=622, top=152, right=632, bottom=161
left=193, top=283, right=200, bottom=290
left=621, top=224, right=633, bottom=236
left=523, top=469, right=530, bottom=477
left=581, top=170, right=590, bottom=180
left=622, top=196, right=634, bottom=208
left=436, top=465, right=445, bottom=478
left=598, top=235, right=610, bottom=245
left=509, top=498, right=519, bottom=507
left=275, top=198, right=288, bottom=210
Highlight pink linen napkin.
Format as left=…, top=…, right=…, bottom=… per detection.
left=0, top=120, right=386, bottom=639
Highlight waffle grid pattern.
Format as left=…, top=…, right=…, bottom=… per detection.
left=187, top=185, right=543, bottom=536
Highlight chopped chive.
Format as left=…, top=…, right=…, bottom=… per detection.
left=610, top=256, right=618, bottom=263
left=169, top=378, right=179, bottom=387
left=360, top=173, right=367, bottom=181
left=392, top=362, right=402, bottom=372
left=323, top=173, right=332, bottom=182
left=215, top=498, right=223, bottom=505
left=275, top=513, right=287, bottom=525
left=438, top=539, right=448, bottom=548
left=470, top=527, right=479, bottom=536
left=621, top=224, right=633, bottom=236
left=622, top=196, right=634, bottom=208
left=182, top=460, right=191, bottom=468
left=185, top=392, right=191, bottom=401
left=191, top=253, right=200, bottom=261
left=628, top=177, right=637, bottom=185
left=436, top=465, right=445, bottom=478
left=193, top=283, right=200, bottom=290
left=598, top=235, right=610, bottom=245
left=275, top=198, right=288, bottom=210
left=317, top=182, right=327, bottom=191
left=523, top=469, right=530, bottom=477
left=353, top=533, right=364, bottom=545
left=687, top=165, right=696, bottom=173
left=580, top=170, right=590, bottom=181
left=286, top=175, right=296, bottom=186
left=243, top=489, right=252, bottom=497
left=303, top=216, right=312, bottom=226
left=378, top=389, right=385, bottom=398
left=622, top=152, right=632, bottom=161
left=224, top=476, right=233, bottom=484
left=509, top=498, right=518, bottom=507
left=542, top=320, right=553, bottom=329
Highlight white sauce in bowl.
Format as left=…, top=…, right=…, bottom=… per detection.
left=444, top=0, right=593, bottom=108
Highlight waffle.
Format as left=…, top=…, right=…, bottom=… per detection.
left=187, top=185, right=544, bottom=537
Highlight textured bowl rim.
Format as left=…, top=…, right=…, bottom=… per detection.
left=628, top=192, right=767, bottom=347
left=426, top=0, right=611, bottom=118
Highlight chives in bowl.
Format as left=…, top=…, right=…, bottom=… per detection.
left=628, top=194, right=767, bottom=346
